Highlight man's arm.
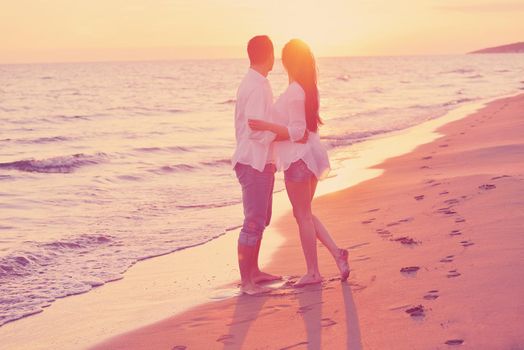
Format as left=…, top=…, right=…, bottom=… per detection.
left=248, top=120, right=309, bottom=143
left=245, top=87, right=276, bottom=146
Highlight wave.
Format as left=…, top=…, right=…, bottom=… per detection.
left=0, top=228, right=231, bottom=327
left=0, top=234, right=114, bottom=279
left=55, top=114, right=97, bottom=121
left=0, top=234, right=116, bottom=326
left=165, top=163, right=196, bottom=172
left=177, top=199, right=242, bottom=210
left=106, top=106, right=185, bottom=115
left=133, top=146, right=191, bottom=153
left=33, top=114, right=103, bottom=122
left=440, top=68, right=475, bottom=74
left=322, top=129, right=391, bottom=149
left=199, top=158, right=231, bottom=167
left=13, top=136, right=72, bottom=144
left=0, top=153, right=107, bottom=174
left=218, top=99, right=236, bottom=104
left=442, top=97, right=477, bottom=106
left=148, top=163, right=198, bottom=175
left=148, top=158, right=231, bottom=175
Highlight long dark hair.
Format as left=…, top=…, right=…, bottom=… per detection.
left=282, top=39, right=322, bottom=132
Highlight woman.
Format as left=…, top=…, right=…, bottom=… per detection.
left=248, top=39, right=349, bottom=287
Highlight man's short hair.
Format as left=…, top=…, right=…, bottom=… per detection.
left=247, top=35, right=273, bottom=65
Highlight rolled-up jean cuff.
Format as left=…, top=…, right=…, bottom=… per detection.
left=238, top=230, right=262, bottom=246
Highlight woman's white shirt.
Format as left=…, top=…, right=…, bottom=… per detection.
left=272, top=82, right=330, bottom=179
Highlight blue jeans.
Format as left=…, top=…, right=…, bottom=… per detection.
left=284, top=159, right=315, bottom=182
left=235, top=163, right=276, bottom=246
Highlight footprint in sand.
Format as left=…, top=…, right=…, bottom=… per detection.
left=436, top=207, right=457, bottom=215
left=455, top=217, right=466, bottom=223
left=460, top=240, right=475, bottom=247
left=392, top=236, right=419, bottom=245
left=422, top=156, right=433, bottom=160
left=400, top=266, right=420, bottom=275
left=297, top=302, right=324, bottom=314
left=439, top=191, right=450, bottom=195
left=444, top=198, right=460, bottom=205
left=353, top=255, right=371, bottom=262
left=420, top=165, right=431, bottom=169
left=280, top=341, right=309, bottom=350
left=440, top=255, right=454, bottom=263
left=348, top=242, right=371, bottom=250
left=447, top=270, right=461, bottom=278
left=425, top=179, right=443, bottom=186
left=449, top=229, right=462, bottom=236
left=321, top=318, right=337, bottom=327
left=439, top=144, right=449, bottom=148
left=478, top=184, right=496, bottom=190
left=405, top=305, right=425, bottom=318
left=414, top=195, right=425, bottom=201
left=398, top=217, right=414, bottom=223
left=216, top=334, right=234, bottom=343
left=423, top=290, right=440, bottom=300
left=387, top=222, right=400, bottom=227
left=361, top=218, right=375, bottom=224
left=367, top=208, right=380, bottom=213
left=445, top=339, right=464, bottom=346
left=172, top=346, right=187, bottom=350
left=491, top=175, right=510, bottom=180
left=376, top=228, right=392, bottom=237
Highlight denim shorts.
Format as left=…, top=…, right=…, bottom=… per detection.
left=284, top=159, right=315, bottom=183
left=234, top=163, right=276, bottom=246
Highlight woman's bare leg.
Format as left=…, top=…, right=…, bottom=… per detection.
left=285, top=179, right=322, bottom=286
left=309, top=177, right=350, bottom=280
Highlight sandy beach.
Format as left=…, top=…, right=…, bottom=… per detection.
left=85, top=94, right=524, bottom=350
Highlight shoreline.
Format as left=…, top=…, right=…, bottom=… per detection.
left=89, top=92, right=524, bottom=349
left=1, top=93, right=522, bottom=349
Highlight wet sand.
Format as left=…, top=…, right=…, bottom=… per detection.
left=89, top=95, right=524, bottom=350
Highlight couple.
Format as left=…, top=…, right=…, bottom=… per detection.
left=232, top=35, right=349, bottom=295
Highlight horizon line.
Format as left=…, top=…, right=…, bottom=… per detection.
left=0, top=52, right=482, bottom=66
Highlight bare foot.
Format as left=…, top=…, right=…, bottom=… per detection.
left=240, top=283, right=272, bottom=296
left=252, top=271, right=282, bottom=284
left=335, top=248, right=350, bottom=282
left=293, top=274, right=322, bottom=288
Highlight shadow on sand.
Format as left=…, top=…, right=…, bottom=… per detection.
left=222, top=279, right=362, bottom=349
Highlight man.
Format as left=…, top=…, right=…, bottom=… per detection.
left=231, top=35, right=283, bottom=295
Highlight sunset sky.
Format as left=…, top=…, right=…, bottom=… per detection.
left=1, top=0, right=523, bottom=63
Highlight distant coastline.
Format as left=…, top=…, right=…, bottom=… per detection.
left=469, top=42, right=524, bottom=54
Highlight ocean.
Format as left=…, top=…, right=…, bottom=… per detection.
left=1, top=54, right=523, bottom=327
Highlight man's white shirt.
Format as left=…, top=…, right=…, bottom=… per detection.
left=232, top=68, right=276, bottom=172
